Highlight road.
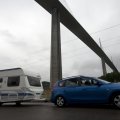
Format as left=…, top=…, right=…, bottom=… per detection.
left=0, top=102, right=120, bottom=120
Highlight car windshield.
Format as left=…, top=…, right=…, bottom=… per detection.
left=97, top=78, right=110, bottom=84
left=27, top=76, right=41, bottom=87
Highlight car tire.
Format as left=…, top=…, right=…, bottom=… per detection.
left=112, top=93, right=120, bottom=108
left=55, top=96, right=65, bottom=107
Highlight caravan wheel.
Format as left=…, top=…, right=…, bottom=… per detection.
left=16, top=102, right=21, bottom=106
left=0, top=102, right=3, bottom=106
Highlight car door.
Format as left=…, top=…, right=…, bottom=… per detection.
left=76, top=77, right=109, bottom=103
left=63, top=78, right=80, bottom=103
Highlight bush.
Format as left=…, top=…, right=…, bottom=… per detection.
left=99, top=72, right=120, bottom=82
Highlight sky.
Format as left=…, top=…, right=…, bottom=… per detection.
left=0, top=0, right=120, bottom=81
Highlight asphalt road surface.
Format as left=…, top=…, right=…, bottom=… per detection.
left=0, top=102, right=120, bottom=120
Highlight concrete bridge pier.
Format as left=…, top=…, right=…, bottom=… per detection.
left=50, top=8, right=62, bottom=88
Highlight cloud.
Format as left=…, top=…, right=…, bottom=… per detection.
left=0, top=0, right=120, bottom=82
left=70, top=59, right=101, bottom=77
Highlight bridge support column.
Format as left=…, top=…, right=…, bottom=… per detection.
left=50, top=8, right=62, bottom=88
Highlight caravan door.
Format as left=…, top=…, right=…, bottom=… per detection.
left=0, top=78, right=9, bottom=102
left=0, top=78, right=3, bottom=88
left=7, top=76, right=20, bottom=101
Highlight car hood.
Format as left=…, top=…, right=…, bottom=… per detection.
left=104, top=83, right=120, bottom=88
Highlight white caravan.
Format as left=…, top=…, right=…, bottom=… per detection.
left=0, top=68, right=43, bottom=105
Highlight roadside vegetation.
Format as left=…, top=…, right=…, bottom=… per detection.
left=41, top=81, right=51, bottom=101
left=99, top=72, right=120, bottom=82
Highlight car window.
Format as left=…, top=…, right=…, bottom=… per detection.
left=58, top=81, right=65, bottom=87
left=80, top=77, right=98, bottom=86
left=91, top=79, right=98, bottom=85
left=65, top=78, right=79, bottom=87
left=80, top=78, right=90, bottom=86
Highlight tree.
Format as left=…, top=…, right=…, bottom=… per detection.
left=99, top=72, right=120, bottom=82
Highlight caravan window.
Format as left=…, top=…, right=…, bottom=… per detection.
left=7, top=76, right=20, bottom=87
left=27, top=76, right=41, bottom=87
left=0, top=78, right=3, bottom=83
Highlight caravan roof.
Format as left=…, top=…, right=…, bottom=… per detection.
left=0, top=68, right=41, bottom=78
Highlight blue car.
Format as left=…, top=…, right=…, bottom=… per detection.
left=51, top=76, right=120, bottom=108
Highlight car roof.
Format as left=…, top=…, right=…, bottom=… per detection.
left=62, top=75, right=80, bottom=80
left=59, top=75, right=95, bottom=81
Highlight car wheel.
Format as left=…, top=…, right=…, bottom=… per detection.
left=112, top=94, right=120, bottom=108
left=56, top=96, right=65, bottom=107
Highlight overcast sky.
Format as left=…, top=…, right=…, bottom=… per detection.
left=0, top=0, right=120, bottom=81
